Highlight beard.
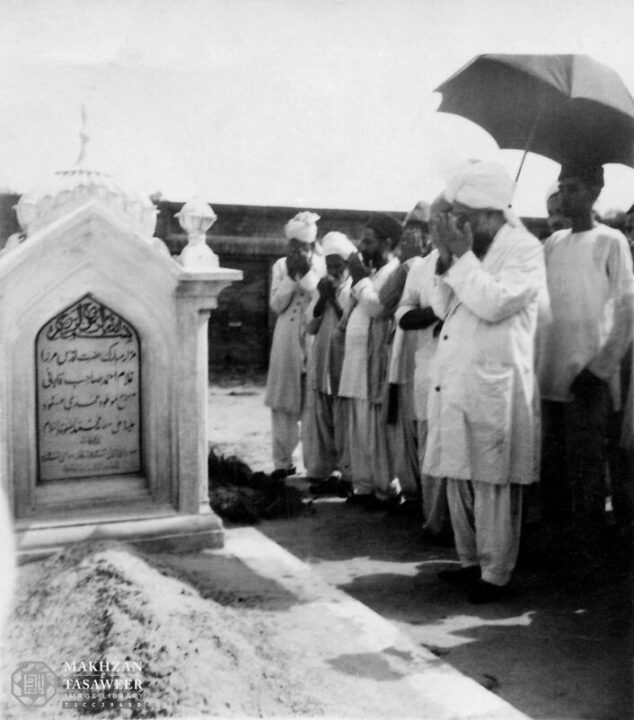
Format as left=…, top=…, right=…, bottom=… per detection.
left=361, top=251, right=380, bottom=268
left=471, top=228, right=494, bottom=259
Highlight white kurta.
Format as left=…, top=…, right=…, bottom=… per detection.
left=265, top=255, right=325, bottom=414
left=338, top=258, right=399, bottom=400
left=536, top=224, right=634, bottom=408
left=423, top=223, right=548, bottom=486
left=394, top=250, right=440, bottom=422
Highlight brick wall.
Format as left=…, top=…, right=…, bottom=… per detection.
left=158, top=201, right=411, bottom=372
left=0, top=195, right=548, bottom=373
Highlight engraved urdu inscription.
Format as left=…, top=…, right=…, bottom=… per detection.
left=36, top=295, right=141, bottom=480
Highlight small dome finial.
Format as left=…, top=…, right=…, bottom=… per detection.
left=74, top=104, right=89, bottom=166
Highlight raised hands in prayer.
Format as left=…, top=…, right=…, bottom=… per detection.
left=432, top=212, right=473, bottom=272
left=286, top=251, right=311, bottom=279
left=347, top=253, right=370, bottom=285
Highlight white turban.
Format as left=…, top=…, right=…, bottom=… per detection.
left=284, top=211, right=320, bottom=243
left=321, top=231, right=357, bottom=260
left=445, top=161, right=514, bottom=211
left=403, top=201, right=431, bottom=226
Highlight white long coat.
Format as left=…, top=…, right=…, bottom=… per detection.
left=423, top=223, right=549, bottom=485
left=264, top=255, right=325, bottom=414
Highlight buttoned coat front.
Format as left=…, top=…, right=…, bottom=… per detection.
left=265, top=255, right=325, bottom=414
left=422, top=223, right=549, bottom=485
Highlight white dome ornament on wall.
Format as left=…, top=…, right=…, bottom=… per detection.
left=12, top=106, right=167, bottom=255
left=175, top=197, right=220, bottom=271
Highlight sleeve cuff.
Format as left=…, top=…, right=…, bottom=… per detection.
left=394, top=304, right=413, bottom=322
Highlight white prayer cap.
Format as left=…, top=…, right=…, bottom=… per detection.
left=321, top=231, right=357, bottom=260
left=403, top=201, right=431, bottom=226
left=284, top=211, right=320, bottom=243
left=430, top=192, right=452, bottom=219
left=445, top=161, right=514, bottom=211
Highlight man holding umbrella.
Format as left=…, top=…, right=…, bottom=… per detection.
left=425, top=161, right=548, bottom=603
left=537, top=160, right=634, bottom=553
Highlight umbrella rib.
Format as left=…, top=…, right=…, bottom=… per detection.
left=514, top=102, right=546, bottom=184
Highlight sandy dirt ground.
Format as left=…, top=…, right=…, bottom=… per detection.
left=3, top=542, right=328, bottom=718
left=3, top=541, right=375, bottom=719
left=208, top=382, right=632, bottom=720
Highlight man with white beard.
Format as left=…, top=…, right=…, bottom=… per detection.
left=425, top=161, right=548, bottom=603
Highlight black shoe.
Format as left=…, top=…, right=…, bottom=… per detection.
left=385, top=493, right=406, bottom=514
left=468, top=579, right=508, bottom=604
left=270, top=466, right=296, bottom=481
left=309, top=474, right=344, bottom=496
left=346, top=493, right=385, bottom=511
left=308, top=478, right=328, bottom=494
left=438, top=565, right=480, bottom=588
left=337, top=479, right=353, bottom=498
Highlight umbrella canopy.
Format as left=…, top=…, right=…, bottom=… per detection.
left=435, top=54, right=634, bottom=169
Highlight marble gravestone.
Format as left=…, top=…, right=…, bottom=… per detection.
left=0, top=161, right=241, bottom=554
left=36, top=295, right=142, bottom=481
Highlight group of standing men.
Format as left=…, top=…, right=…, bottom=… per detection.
left=264, top=159, right=634, bottom=604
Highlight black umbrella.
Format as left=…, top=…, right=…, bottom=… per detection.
left=435, top=54, right=634, bottom=180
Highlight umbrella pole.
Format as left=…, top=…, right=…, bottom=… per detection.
left=514, top=106, right=544, bottom=184
left=514, top=148, right=531, bottom=184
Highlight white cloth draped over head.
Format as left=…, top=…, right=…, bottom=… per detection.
left=321, top=231, right=357, bottom=259
left=284, top=211, right=320, bottom=243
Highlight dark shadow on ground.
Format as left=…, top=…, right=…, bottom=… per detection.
left=143, top=550, right=302, bottom=612
left=327, top=652, right=406, bottom=681
left=258, top=495, right=633, bottom=720
left=258, top=496, right=451, bottom=564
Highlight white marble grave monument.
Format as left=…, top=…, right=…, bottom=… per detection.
left=0, top=135, right=242, bottom=554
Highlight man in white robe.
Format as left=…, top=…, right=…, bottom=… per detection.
left=537, top=161, right=634, bottom=548
left=304, top=232, right=357, bottom=490
left=395, top=195, right=453, bottom=540
left=379, top=202, right=431, bottom=503
left=424, top=161, right=549, bottom=603
left=264, top=211, right=325, bottom=473
left=338, top=215, right=401, bottom=505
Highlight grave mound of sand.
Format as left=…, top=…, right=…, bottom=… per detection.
left=2, top=542, right=325, bottom=718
